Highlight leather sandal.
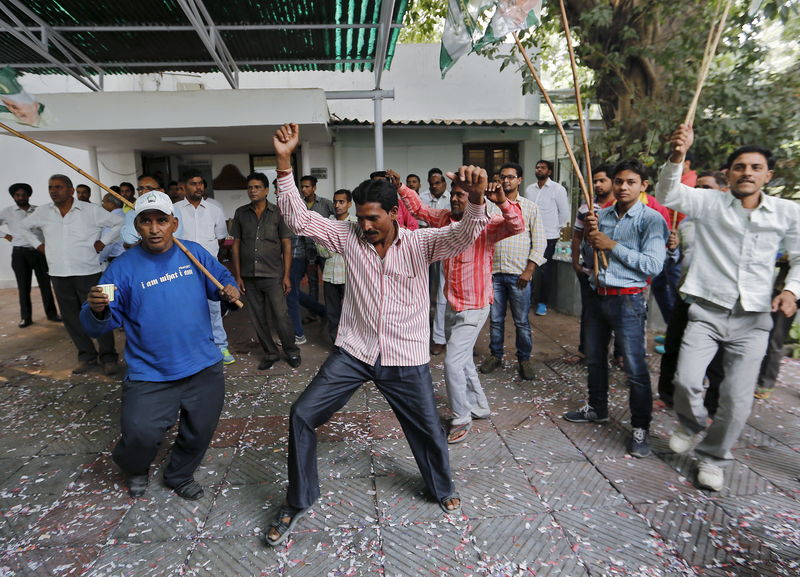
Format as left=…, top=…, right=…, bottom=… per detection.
left=447, top=422, right=471, bottom=444
left=439, top=493, right=461, bottom=514
left=265, top=503, right=309, bottom=547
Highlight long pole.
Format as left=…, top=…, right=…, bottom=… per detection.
left=557, top=0, right=606, bottom=273
left=0, top=121, right=244, bottom=308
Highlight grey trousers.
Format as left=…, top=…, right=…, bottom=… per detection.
left=674, top=300, right=772, bottom=466
left=242, top=276, right=299, bottom=361
left=444, top=304, right=491, bottom=425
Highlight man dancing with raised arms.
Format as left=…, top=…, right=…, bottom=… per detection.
left=660, top=125, right=800, bottom=491
left=266, top=123, right=490, bottom=547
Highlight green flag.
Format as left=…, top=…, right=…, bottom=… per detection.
left=0, top=66, right=45, bottom=127
left=440, top=0, right=543, bottom=77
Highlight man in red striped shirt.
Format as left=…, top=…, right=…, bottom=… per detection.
left=393, top=172, right=524, bottom=444
left=266, top=124, right=490, bottom=547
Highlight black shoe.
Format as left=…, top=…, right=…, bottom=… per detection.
left=563, top=404, right=609, bottom=423
left=172, top=479, right=204, bottom=501
left=127, top=473, right=149, bottom=498
left=287, top=355, right=301, bottom=368
left=47, top=315, right=62, bottom=322
left=628, top=428, right=652, bottom=458
left=18, top=319, right=32, bottom=328
left=103, top=361, right=120, bottom=376
left=72, top=360, right=98, bottom=375
left=258, top=358, right=275, bottom=370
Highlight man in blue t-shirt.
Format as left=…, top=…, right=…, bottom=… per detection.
left=80, top=190, right=240, bottom=500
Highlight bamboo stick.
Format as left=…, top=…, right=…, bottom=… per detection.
left=0, top=121, right=244, bottom=308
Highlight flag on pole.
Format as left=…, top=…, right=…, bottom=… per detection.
left=0, top=67, right=46, bottom=127
left=440, top=0, right=543, bottom=77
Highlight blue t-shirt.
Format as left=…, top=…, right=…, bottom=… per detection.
left=80, top=240, right=236, bottom=382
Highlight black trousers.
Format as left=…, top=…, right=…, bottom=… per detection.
left=287, top=348, right=454, bottom=509
left=242, top=276, right=299, bottom=361
left=536, top=238, right=558, bottom=306
left=323, top=281, right=346, bottom=343
left=658, top=298, right=723, bottom=413
left=112, top=361, right=225, bottom=487
left=757, top=296, right=799, bottom=390
left=11, top=246, right=58, bottom=322
left=51, top=273, right=117, bottom=363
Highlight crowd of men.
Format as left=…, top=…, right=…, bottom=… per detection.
left=1, top=122, right=797, bottom=547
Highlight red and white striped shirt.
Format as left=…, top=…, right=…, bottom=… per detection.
left=398, top=185, right=525, bottom=312
left=277, top=172, right=489, bottom=366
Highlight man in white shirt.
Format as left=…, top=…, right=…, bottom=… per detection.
left=524, top=160, right=569, bottom=316
left=0, top=182, right=59, bottom=327
left=659, top=125, right=800, bottom=492
left=173, top=169, right=234, bottom=364
left=19, top=174, right=122, bottom=374
left=420, top=169, right=451, bottom=355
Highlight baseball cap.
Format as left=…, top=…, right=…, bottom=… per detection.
left=134, top=190, right=173, bottom=217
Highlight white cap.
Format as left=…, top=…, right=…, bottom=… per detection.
left=134, top=190, right=173, bottom=217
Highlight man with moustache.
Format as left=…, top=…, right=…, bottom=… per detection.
left=19, top=174, right=122, bottom=374
left=265, top=123, right=490, bottom=546
left=564, top=159, right=668, bottom=459
left=395, top=171, right=524, bottom=443
left=231, top=173, right=300, bottom=370
left=81, top=190, right=239, bottom=500
left=660, top=125, right=800, bottom=491
left=421, top=168, right=451, bottom=355
left=0, top=182, right=60, bottom=327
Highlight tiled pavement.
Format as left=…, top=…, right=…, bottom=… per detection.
left=0, top=288, right=798, bottom=576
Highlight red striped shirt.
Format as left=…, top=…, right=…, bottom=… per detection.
left=398, top=185, right=525, bottom=312
left=276, top=173, right=489, bottom=366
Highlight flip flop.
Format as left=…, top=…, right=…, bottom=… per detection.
left=439, top=493, right=461, bottom=514
left=265, top=504, right=309, bottom=547
left=447, top=422, right=471, bottom=444
left=563, top=353, right=585, bottom=365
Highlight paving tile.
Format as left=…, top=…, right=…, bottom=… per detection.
left=501, top=425, right=586, bottom=463
left=637, top=497, right=746, bottom=566
left=30, top=503, right=127, bottom=547
left=524, top=461, right=626, bottom=511
left=0, top=544, right=101, bottom=576
left=112, top=487, right=214, bottom=542
left=375, top=475, right=448, bottom=525
left=317, top=441, right=373, bottom=479
left=555, top=506, right=688, bottom=577
left=488, top=401, right=544, bottom=430
left=224, top=446, right=287, bottom=485
left=0, top=493, right=58, bottom=550
left=446, top=432, right=516, bottom=471
left=240, top=416, right=289, bottom=448
left=272, top=526, right=384, bottom=576
left=209, top=417, right=247, bottom=449
left=38, top=423, right=117, bottom=456
left=367, top=410, right=404, bottom=440
left=0, top=457, right=29, bottom=486
left=469, top=513, right=589, bottom=577
left=151, top=447, right=236, bottom=488
left=382, top=521, right=472, bottom=577
left=317, top=412, right=370, bottom=443
left=185, top=537, right=281, bottom=576
left=371, top=439, right=423, bottom=478
left=695, top=561, right=799, bottom=576
left=203, top=483, right=283, bottom=538
left=88, top=541, right=193, bottom=577
left=594, top=455, right=700, bottom=504
left=1, top=454, right=91, bottom=496
left=65, top=454, right=128, bottom=498
left=557, top=421, right=632, bottom=460
left=453, top=466, right=545, bottom=517
left=302, top=477, right=378, bottom=531
left=732, top=444, right=800, bottom=494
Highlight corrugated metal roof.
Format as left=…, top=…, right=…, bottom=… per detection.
left=330, top=118, right=577, bottom=129
left=0, top=0, right=407, bottom=76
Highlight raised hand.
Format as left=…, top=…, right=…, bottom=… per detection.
left=385, top=169, right=402, bottom=189
left=273, top=124, right=300, bottom=165
left=446, top=165, right=487, bottom=205
left=668, top=124, right=694, bottom=163
left=485, top=181, right=507, bottom=205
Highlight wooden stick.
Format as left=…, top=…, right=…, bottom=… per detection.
left=0, top=121, right=244, bottom=308
left=557, top=0, right=607, bottom=272
left=684, top=0, right=733, bottom=126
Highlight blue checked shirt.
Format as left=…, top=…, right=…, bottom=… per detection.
left=591, top=201, right=668, bottom=289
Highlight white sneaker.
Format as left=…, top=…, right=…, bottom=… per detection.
left=696, top=461, right=724, bottom=491
left=669, top=424, right=699, bottom=454
left=295, top=335, right=307, bottom=345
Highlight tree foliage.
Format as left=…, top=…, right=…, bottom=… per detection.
left=401, top=0, right=800, bottom=195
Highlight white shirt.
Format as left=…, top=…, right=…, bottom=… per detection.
left=18, top=199, right=122, bottom=277
left=524, top=178, right=569, bottom=239
left=417, top=189, right=450, bottom=228
left=0, top=204, right=40, bottom=247
left=174, top=198, right=228, bottom=257
left=658, top=161, right=800, bottom=312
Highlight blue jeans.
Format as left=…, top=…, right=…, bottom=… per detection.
left=651, top=258, right=681, bottom=325
left=489, top=273, right=532, bottom=361
left=585, top=290, right=652, bottom=429
left=287, top=256, right=326, bottom=337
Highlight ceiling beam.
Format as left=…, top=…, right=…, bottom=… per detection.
left=0, top=24, right=404, bottom=33
left=373, top=0, right=398, bottom=90
left=175, top=0, right=240, bottom=88
left=5, top=58, right=373, bottom=69
left=0, top=0, right=104, bottom=91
